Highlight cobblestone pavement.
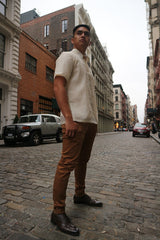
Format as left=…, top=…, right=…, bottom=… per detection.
left=0, top=132, right=160, bottom=240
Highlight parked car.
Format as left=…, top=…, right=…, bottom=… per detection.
left=2, top=114, right=62, bottom=146
left=132, top=123, right=150, bottom=138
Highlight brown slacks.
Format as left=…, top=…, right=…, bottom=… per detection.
left=53, top=122, right=97, bottom=214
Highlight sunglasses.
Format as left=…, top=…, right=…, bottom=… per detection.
left=76, top=30, right=90, bottom=37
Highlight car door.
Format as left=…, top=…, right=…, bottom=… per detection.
left=46, top=115, right=57, bottom=135
left=41, top=115, right=57, bottom=136
left=41, top=115, right=51, bottom=135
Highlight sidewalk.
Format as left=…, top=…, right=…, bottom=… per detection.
left=150, top=131, right=160, bottom=144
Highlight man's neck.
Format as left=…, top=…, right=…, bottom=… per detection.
left=73, top=47, right=86, bottom=55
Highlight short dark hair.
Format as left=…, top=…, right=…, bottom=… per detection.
left=73, top=24, right=90, bottom=35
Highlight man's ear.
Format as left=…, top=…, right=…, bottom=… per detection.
left=71, top=37, right=74, bottom=45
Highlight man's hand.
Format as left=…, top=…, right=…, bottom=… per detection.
left=65, top=119, right=78, bottom=137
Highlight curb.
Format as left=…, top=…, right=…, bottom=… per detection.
left=150, top=133, right=160, bottom=144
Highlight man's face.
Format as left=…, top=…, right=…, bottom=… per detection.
left=71, top=27, right=90, bottom=53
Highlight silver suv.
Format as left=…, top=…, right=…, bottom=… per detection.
left=2, top=114, right=62, bottom=146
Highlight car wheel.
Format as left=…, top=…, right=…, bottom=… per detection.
left=132, top=133, right=135, bottom=137
left=56, top=130, right=63, bottom=143
left=4, top=139, right=16, bottom=146
left=147, top=133, right=150, bottom=138
left=29, top=132, right=41, bottom=146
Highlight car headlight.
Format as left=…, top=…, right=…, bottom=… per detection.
left=21, top=132, right=30, bottom=137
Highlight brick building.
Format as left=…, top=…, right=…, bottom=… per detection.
left=18, top=31, right=56, bottom=117
left=145, top=0, right=160, bottom=127
left=21, top=6, right=75, bottom=55
left=21, top=4, right=114, bottom=132
left=153, top=38, right=160, bottom=122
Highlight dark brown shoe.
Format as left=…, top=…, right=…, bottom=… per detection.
left=74, top=194, right=103, bottom=207
left=51, top=212, right=80, bottom=236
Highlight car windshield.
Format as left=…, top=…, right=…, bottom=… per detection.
left=135, top=123, right=146, bottom=128
left=19, top=115, right=40, bottom=123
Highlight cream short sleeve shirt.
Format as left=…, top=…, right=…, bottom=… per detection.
left=54, top=48, right=98, bottom=125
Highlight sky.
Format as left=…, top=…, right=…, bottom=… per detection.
left=20, top=0, right=150, bottom=123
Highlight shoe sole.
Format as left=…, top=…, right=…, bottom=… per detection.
left=51, top=216, right=80, bottom=236
left=74, top=201, right=103, bottom=207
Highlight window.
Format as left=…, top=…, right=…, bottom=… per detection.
left=62, top=19, right=68, bottom=33
left=42, top=115, right=56, bottom=123
left=115, top=96, right=118, bottom=101
left=39, top=96, right=53, bottom=113
left=115, top=104, right=119, bottom=110
left=20, top=99, right=33, bottom=116
left=46, top=66, right=54, bottom=82
left=25, top=53, right=37, bottom=74
left=44, top=24, right=49, bottom=37
left=44, top=43, right=49, bottom=49
left=0, top=0, right=7, bottom=16
left=115, top=89, right=118, bottom=94
left=116, top=112, right=119, bottom=119
left=61, top=39, right=67, bottom=51
left=19, top=115, right=40, bottom=123
left=0, top=33, right=5, bottom=68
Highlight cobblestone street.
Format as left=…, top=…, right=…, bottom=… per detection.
left=0, top=132, right=160, bottom=240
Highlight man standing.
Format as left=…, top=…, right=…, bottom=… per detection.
left=51, top=24, right=102, bottom=236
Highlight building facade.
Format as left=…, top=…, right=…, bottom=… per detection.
left=20, top=4, right=114, bottom=132
left=113, top=84, right=136, bottom=130
left=153, top=39, right=160, bottom=121
left=132, top=105, right=138, bottom=125
left=18, top=31, right=56, bottom=117
left=20, top=6, right=75, bottom=56
left=75, top=4, right=114, bottom=132
left=126, top=95, right=132, bottom=127
left=0, top=0, right=21, bottom=136
left=145, top=0, right=160, bottom=127
left=113, top=84, right=126, bottom=130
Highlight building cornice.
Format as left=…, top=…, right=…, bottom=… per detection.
left=0, top=13, right=21, bottom=35
left=0, top=68, right=21, bottom=82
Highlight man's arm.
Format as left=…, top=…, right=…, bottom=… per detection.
left=54, top=76, right=78, bottom=137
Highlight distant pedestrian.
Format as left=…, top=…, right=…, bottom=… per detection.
left=51, top=24, right=103, bottom=236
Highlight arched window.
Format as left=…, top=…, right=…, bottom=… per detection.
left=44, top=24, right=49, bottom=37
left=62, top=19, right=68, bottom=33
left=115, top=104, right=119, bottom=110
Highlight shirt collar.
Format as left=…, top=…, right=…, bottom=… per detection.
left=72, top=48, right=89, bottom=64
left=72, top=48, right=84, bottom=59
